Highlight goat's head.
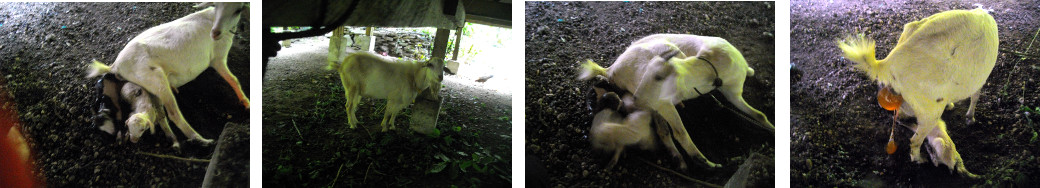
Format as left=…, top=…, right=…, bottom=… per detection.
left=414, top=60, right=442, bottom=92
left=125, top=112, right=155, bottom=143
left=196, top=2, right=247, bottom=40
left=631, top=50, right=680, bottom=104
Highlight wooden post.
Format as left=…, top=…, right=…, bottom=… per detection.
left=409, top=28, right=450, bottom=135
left=451, top=25, right=464, bottom=60
left=327, top=26, right=346, bottom=65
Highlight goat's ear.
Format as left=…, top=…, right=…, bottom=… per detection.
left=193, top=2, right=214, bottom=8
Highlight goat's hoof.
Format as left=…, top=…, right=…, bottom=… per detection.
left=910, top=154, right=926, bottom=164
left=704, top=161, right=722, bottom=168
left=192, top=138, right=214, bottom=146
left=241, top=100, right=250, bottom=110
left=171, top=143, right=182, bottom=152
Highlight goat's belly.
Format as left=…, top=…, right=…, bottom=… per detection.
left=358, top=75, right=413, bottom=100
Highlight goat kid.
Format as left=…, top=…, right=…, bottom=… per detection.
left=121, top=82, right=182, bottom=149
left=92, top=75, right=180, bottom=149
left=580, top=34, right=774, bottom=168
left=326, top=52, right=441, bottom=132
left=86, top=2, right=249, bottom=146
left=589, top=91, right=690, bottom=170
left=837, top=8, right=997, bottom=178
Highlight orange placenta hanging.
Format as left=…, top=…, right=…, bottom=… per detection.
left=878, top=86, right=903, bottom=155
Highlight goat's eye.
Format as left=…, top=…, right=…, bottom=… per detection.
left=654, top=74, right=664, bottom=81
left=234, top=8, right=244, bottom=14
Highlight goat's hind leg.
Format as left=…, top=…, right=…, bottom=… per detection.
left=157, top=108, right=180, bottom=150
left=720, top=84, right=773, bottom=130
left=653, top=114, right=687, bottom=170
left=966, top=91, right=980, bottom=123
left=340, top=73, right=360, bottom=129
left=656, top=103, right=720, bottom=168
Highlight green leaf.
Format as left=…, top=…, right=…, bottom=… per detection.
left=435, top=153, right=450, bottom=161
left=1031, top=132, right=1038, bottom=143
left=459, top=161, right=473, bottom=172
left=429, top=162, right=448, bottom=173
left=444, top=135, right=455, bottom=145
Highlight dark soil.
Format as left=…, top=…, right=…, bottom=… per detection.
left=525, top=2, right=776, bottom=187
left=0, top=2, right=249, bottom=187
left=261, top=34, right=512, bottom=187
left=791, top=0, right=1040, bottom=186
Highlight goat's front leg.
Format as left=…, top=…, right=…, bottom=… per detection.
left=212, top=60, right=249, bottom=110
left=379, top=105, right=392, bottom=132
left=128, top=68, right=212, bottom=146
left=605, top=147, right=624, bottom=170
left=655, top=101, right=720, bottom=168
left=385, top=99, right=409, bottom=131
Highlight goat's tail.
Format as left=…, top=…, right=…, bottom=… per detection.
left=578, top=60, right=607, bottom=81
left=86, top=59, right=111, bottom=78
left=837, top=34, right=886, bottom=80
left=746, top=67, right=755, bottom=77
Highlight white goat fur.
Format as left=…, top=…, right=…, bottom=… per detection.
left=327, top=52, right=441, bottom=132
left=87, top=2, right=249, bottom=145
left=121, top=82, right=182, bottom=149
left=581, top=34, right=774, bottom=168
left=590, top=108, right=654, bottom=169
left=590, top=93, right=690, bottom=170
left=837, top=9, right=997, bottom=177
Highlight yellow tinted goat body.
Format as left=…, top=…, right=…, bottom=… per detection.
left=331, top=52, right=440, bottom=132
left=837, top=8, right=997, bottom=178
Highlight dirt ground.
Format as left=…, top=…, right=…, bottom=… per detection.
left=0, top=2, right=250, bottom=187
left=261, top=33, right=513, bottom=186
left=525, top=2, right=776, bottom=187
left=791, top=0, right=1040, bottom=186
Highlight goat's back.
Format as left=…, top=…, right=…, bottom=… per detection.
left=882, top=8, right=998, bottom=104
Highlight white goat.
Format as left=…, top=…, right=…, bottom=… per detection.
left=86, top=2, right=249, bottom=145
left=326, top=52, right=441, bottom=132
left=581, top=34, right=774, bottom=168
left=837, top=9, right=997, bottom=178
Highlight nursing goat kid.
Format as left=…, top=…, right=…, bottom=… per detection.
left=837, top=8, right=997, bottom=178
left=327, top=52, right=441, bottom=132
left=580, top=34, right=774, bottom=169
left=86, top=2, right=249, bottom=146
left=590, top=92, right=690, bottom=170
left=121, top=82, right=183, bottom=149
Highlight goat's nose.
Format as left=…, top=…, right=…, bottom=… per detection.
left=211, top=30, right=222, bottom=40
